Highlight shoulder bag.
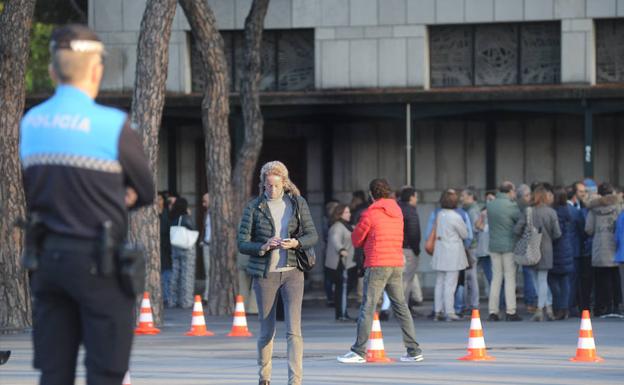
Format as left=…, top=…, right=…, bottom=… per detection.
left=170, top=217, right=199, bottom=250
left=513, top=207, right=542, bottom=266
left=292, top=198, right=316, bottom=272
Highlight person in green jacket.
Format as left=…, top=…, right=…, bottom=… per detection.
left=486, top=181, right=522, bottom=321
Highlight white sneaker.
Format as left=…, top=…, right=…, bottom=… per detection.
left=337, top=351, right=366, bottom=363
left=400, top=352, right=424, bottom=362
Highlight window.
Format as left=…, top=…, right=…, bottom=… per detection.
left=596, top=19, right=624, bottom=83
left=191, top=29, right=314, bottom=93
left=429, top=22, right=561, bottom=88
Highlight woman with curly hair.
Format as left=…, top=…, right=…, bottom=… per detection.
left=238, top=161, right=318, bottom=385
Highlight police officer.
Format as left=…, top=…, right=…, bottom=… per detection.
left=19, top=25, right=154, bottom=385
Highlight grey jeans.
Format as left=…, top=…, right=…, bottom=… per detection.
left=202, top=243, right=210, bottom=300
left=253, top=269, right=304, bottom=385
left=464, top=250, right=479, bottom=309
left=402, top=248, right=423, bottom=303
left=351, top=267, right=420, bottom=357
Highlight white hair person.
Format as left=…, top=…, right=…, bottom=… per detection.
left=258, top=161, right=300, bottom=197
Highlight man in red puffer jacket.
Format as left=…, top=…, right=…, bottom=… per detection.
left=337, top=179, right=424, bottom=364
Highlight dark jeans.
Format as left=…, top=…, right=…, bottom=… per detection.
left=31, top=246, right=134, bottom=385
left=572, top=257, right=593, bottom=312
left=351, top=267, right=419, bottom=357
left=548, top=272, right=571, bottom=311
left=523, top=266, right=537, bottom=306
left=253, top=269, right=304, bottom=385
left=326, top=262, right=358, bottom=319
left=478, top=256, right=492, bottom=283
left=323, top=267, right=335, bottom=304
left=593, top=266, right=622, bottom=315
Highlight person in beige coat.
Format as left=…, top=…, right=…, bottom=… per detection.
left=325, top=204, right=358, bottom=320
left=585, top=183, right=622, bottom=316
left=432, top=190, right=469, bottom=321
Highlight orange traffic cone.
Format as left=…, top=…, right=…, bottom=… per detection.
left=122, top=371, right=131, bottom=385
left=458, top=309, right=495, bottom=361
left=570, top=310, right=604, bottom=362
left=365, top=312, right=393, bottom=363
left=185, top=295, right=214, bottom=336
left=134, top=292, right=161, bottom=335
left=227, top=295, right=252, bottom=337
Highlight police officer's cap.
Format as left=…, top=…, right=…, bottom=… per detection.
left=50, top=24, right=106, bottom=55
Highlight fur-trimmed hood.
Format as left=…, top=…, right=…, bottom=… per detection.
left=588, top=194, right=621, bottom=214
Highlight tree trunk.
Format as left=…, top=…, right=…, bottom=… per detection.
left=128, top=0, right=177, bottom=325
left=179, top=0, right=238, bottom=315
left=232, top=0, right=270, bottom=216
left=0, top=0, right=36, bottom=334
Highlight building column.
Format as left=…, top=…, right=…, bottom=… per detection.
left=561, top=19, right=596, bottom=85
left=584, top=103, right=594, bottom=178
left=406, top=103, right=412, bottom=186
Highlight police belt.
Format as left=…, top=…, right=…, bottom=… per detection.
left=43, top=233, right=100, bottom=254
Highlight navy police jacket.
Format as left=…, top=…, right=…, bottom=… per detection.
left=20, top=85, right=154, bottom=243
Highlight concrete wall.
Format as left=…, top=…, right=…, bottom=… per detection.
left=89, top=0, right=191, bottom=92
left=594, top=114, right=624, bottom=185
left=493, top=116, right=586, bottom=186
left=90, top=0, right=622, bottom=91
left=332, top=120, right=407, bottom=198
left=175, top=126, right=202, bottom=211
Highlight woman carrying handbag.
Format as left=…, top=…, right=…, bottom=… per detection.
left=168, top=197, right=197, bottom=309
left=237, top=161, right=318, bottom=385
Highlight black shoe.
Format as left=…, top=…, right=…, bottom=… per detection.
left=259, top=381, right=270, bottom=385
left=409, top=299, right=423, bottom=307
left=379, top=310, right=390, bottom=321
left=0, top=351, right=10, bottom=365
left=554, top=309, right=568, bottom=321
left=506, top=313, right=523, bottom=321
left=487, top=313, right=500, bottom=321
left=336, top=315, right=356, bottom=323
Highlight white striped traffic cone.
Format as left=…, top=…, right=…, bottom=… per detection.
left=365, top=312, right=392, bottom=363
left=570, top=310, right=603, bottom=362
left=227, top=295, right=252, bottom=337
left=134, top=292, right=160, bottom=335
left=458, top=309, right=494, bottom=361
left=185, top=295, right=214, bottom=336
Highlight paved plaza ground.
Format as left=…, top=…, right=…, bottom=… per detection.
left=2, top=302, right=623, bottom=385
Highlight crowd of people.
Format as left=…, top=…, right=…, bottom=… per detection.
left=157, top=167, right=624, bottom=385
left=322, top=179, right=624, bottom=324
left=155, top=172, right=624, bottom=385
